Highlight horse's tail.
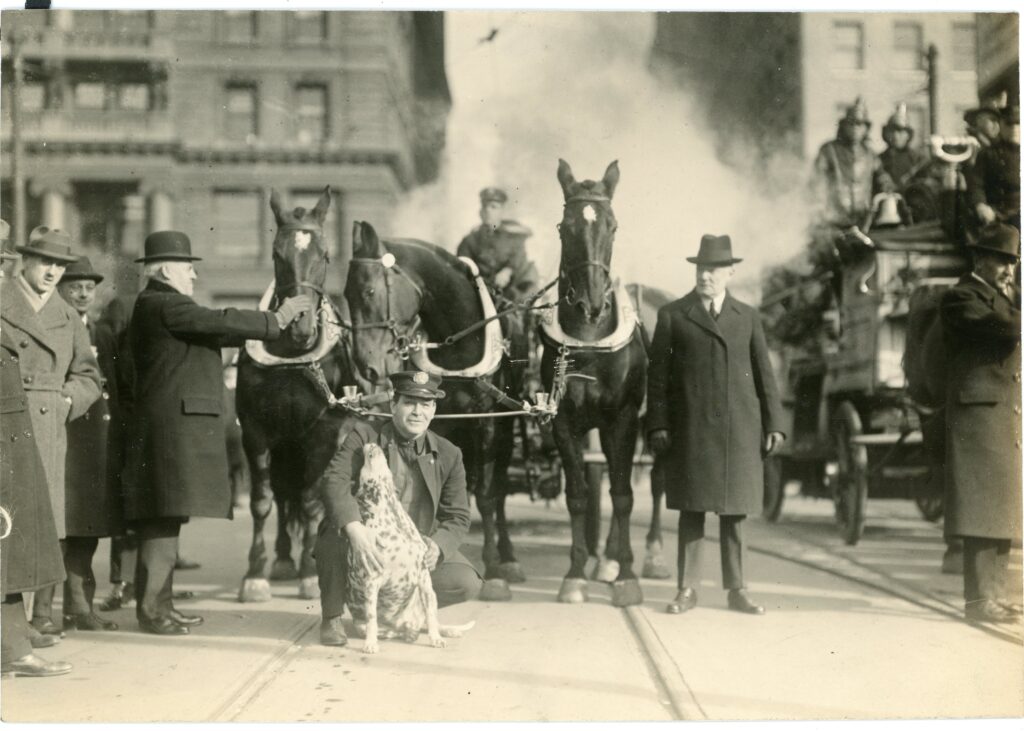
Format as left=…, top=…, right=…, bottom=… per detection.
left=269, top=447, right=307, bottom=535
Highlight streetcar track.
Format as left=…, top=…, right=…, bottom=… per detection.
left=207, top=614, right=318, bottom=722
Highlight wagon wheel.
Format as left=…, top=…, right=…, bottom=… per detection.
left=832, top=401, right=868, bottom=545
left=762, top=455, right=785, bottom=523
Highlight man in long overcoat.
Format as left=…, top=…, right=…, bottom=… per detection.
left=124, top=230, right=309, bottom=635
left=940, top=223, right=1022, bottom=624
left=315, top=370, right=481, bottom=646
left=0, top=221, right=71, bottom=677
left=0, top=227, right=101, bottom=637
left=55, top=257, right=122, bottom=631
left=647, top=235, right=785, bottom=616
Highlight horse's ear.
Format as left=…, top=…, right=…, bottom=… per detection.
left=602, top=160, right=620, bottom=199
left=352, top=221, right=383, bottom=258
left=312, top=186, right=332, bottom=224
left=269, top=189, right=284, bottom=223
left=556, top=158, right=576, bottom=200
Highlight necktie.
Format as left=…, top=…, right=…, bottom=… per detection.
left=709, top=300, right=718, bottom=321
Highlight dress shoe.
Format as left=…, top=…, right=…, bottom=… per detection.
left=999, top=601, right=1023, bottom=617
left=168, top=609, right=204, bottom=627
left=63, top=613, right=119, bottom=631
left=666, top=588, right=697, bottom=614
left=138, top=614, right=190, bottom=636
left=320, top=615, right=348, bottom=646
left=1, top=654, right=72, bottom=678
left=174, top=557, right=202, bottom=570
left=29, top=617, right=64, bottom=637
left=966, top=599, right=1016, bottom=624
left=28, top=629, right=60, bottom=649
left=727, top=589, right=766, bottom=615
left=99, top=582, right=134, bottom=611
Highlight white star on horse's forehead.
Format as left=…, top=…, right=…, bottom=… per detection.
left=293, top=231, right=312, bottom=251
left=583, top=205, right=597, bottom=223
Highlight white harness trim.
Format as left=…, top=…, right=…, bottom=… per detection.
left=539, top=280, right=639, bottom=352
left=244, top=280, right=342, bottom=367
left=407, top=257, right=504, bottom=378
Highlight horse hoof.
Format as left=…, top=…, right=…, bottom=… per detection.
left=497, top=562, right=527, bottom=584
left=641, top=554, right=672, bottom=580
left=238, top=577, right=272, bottom=603
left=611, top=578, right=644, bottom=607
left=557, top=578, right=589, bottom=604
left=269, top=559, right=299, bottom=582
left=592, top=558, right=620, bottom=584
left=298, top=577, right=320, bottom=600
left=478, top=578, right=512, bottom=602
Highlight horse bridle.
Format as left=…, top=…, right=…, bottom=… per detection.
left=558, top=192, right=615, bottom=311
left=346, top=256, right=424, bottom=361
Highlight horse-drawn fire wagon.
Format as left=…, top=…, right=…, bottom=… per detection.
left=759, top=136, right=978, bottom=545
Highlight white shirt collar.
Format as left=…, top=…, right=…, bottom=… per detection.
left=700, top=290, right=727, bottom=315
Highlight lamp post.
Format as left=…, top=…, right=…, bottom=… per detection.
left=9, top=29, right=27, bottom=248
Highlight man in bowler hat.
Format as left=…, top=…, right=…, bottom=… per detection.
left=940, top=223, right=1022, bottom=624
left=0, top=226, right=101, bottom=637
left=123, top=230, right=311, bottom=635
left=316, top=370, right=482, bottom=646
left=647, top=234, right=785, bottom=616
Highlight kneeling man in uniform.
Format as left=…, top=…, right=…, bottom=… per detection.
left=316, top=371, right=482, bottom=646
left=647, top=234, right=786, bottom=616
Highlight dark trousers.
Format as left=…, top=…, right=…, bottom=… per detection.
left=31, top=536, right=100, bottom=619
left=315, top=521, right=482, bottom=619
left=677, top=511, right=746, bottom=591
left=2, top=595, right=32, bottom=663
left=963, top=536, right=1011, bottom=604
left=110, top=532, right=139, bottom=585
left=133, top=519, right=183, bottom=621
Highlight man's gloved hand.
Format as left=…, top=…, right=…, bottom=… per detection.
left=275, top=295, right=312, bottom=328
left=649, top=429, right=671, bottom=455
left=424, top=537, right=442, bottom=571
left=494, top=268, right=513, bottom=289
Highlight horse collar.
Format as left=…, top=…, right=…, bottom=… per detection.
left=245, top=280, right=342, bottom=367
left=539, top=282, right=639, bottom=353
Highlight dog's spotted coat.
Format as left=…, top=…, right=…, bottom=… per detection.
left=347, top=443, right=445, bottom=653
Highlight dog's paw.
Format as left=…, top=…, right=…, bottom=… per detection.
left=362, top=640, right=379, bottom=654
left=429, top=636, right=447, bottom=649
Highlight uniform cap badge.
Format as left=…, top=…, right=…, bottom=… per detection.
left=413, top=371, right=429, bottom=385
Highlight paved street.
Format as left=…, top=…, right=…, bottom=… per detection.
left=2, top=481, right=1022, bottom=722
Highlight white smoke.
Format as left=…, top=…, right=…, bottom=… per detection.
left=391, top=11, right=811, bottom=302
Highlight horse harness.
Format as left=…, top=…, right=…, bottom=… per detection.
left=558, top=192, right=615, bottom=313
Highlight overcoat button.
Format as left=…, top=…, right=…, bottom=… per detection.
left=24, top=431, right=31, bottom=438
left=1015, top=406, right=1022, bottom=415
left=102, top=414, right=111, bottom=422
left=40, top=406, right=49, bottom=414
left=10, top=356, right=17, bottom=363
left=102, top=392, right=110, bottom=400
left=19, top=340, right=28, bottom=348
left=23, top=375, right=33, bottom=384
left=10, top=435, right=17, bottom=442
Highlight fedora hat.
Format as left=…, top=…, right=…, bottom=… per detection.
left=16, top=226, right=79, bottom=263
left=388, top=370, right=446, bottom=400
left=135, top=230, right=202, bottom=263
left=687, top=234, right=743, bottom=266
left=970, top=223, right=1020, bottom=260
left=60, top=255, right=104, bottom=284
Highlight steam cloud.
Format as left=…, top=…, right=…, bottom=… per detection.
left=391, top=12, right=812, bottom=301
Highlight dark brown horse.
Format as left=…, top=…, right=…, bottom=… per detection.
left=235, top=187, right=359, bottom=601
left=540, top=159, right=647, bottom=606
left=343, top=221, right=525, bottom=600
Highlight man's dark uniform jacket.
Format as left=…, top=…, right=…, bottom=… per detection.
left=969, top=139, right=1021, bottom=229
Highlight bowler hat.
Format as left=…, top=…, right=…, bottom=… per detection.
left=0, top=218, right=15, bottom=261
left=687, top=234, right=743, bottom=266
left=970, top=223, right=1020, bottom=261
left=479, top=187, right=508, bottom=205
left=135, top=230, right=202, bottom=263
left=16, top=226, right=79, bottom=263
left=60, top=255, right=104, bottom=284
left=388, top=370, right=446, bottom=400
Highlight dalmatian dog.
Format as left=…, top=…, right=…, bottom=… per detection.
left=347, top=443, right=473, bottom=654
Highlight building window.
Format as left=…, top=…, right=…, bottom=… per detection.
left=22, top=83, right=47, bottom=111
left=952, top=22, right=976, bottom=72
left=224, top=84, right=258, bottom=142
left=116, top=11, right=152, bottom=35
left=295, top=84, right=328, bottom=144
left=74, top=82, right=107, bottom=110
left=293, top=11, right=328, bottom=44
left=291, top=189, right=339, bottom=255
left=893, top=22, right=924, bottom=71
left=223, top=11, right=258, bottom=43
left=830, top=21, right=864, bottom=71
left=117, top=83, right=150, bottom=111
left=212, top=190, right=262, bottom=259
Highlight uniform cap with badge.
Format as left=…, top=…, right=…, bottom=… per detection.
left=388, top=370, right=446, bottom=400
left=479, top=187, right=508, bottom=205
